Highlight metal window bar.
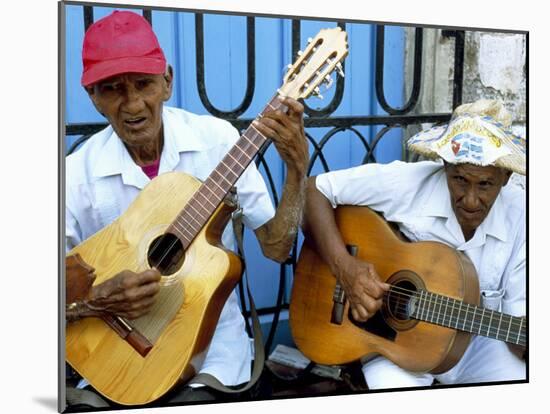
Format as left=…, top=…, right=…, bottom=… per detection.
left=66, top=6, right=465, bottom=354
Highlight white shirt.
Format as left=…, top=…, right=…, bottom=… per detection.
left=315, top=160, right=526, bottom=317
left=66, top=106, right=275, bottom=386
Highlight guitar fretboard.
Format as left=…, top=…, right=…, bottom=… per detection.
left=165, top=95, right=287, bottom=248
left=411, top=290, right=526, bottom=346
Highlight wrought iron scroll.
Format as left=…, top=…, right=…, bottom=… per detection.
left=376, top=26, right=423, bottom=115
left=195, top=14, right=255, bottom=118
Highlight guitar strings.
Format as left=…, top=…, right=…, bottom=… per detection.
left=379, top=285, right=525, bottom=340
left=385, top=284, right=525, bottom=330
left=385, top=300, right=526, bottom=342
left=147, top=106, right=273, bottom=272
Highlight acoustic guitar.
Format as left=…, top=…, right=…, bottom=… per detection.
left=289, top=205, right=526, bottom=374
left=65, top=28, right=349, bottom=405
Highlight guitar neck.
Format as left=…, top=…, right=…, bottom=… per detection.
left=410, top=290, right=526, bottom=347
left=165, top=95, right=286, bottom=248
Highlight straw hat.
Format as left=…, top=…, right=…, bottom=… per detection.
left=407, top=99, right=526, bottom=175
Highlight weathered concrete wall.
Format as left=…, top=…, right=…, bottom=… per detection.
left=404, top=28, right=527, bottom=133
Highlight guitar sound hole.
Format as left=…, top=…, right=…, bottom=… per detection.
left=386, top=280, right=417, bottom=321
left=147, top=233, right=186, bottom=276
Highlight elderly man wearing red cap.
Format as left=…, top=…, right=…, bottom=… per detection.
left=303, top=99, right=526, bottom=388
left=65, top=10, right=308, bottom=406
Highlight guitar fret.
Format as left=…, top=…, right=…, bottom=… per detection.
left=478, top=307, right=485, bottom=335
left=435, top=295, right=443, bottom=325
left=431, top=293, right=437, bottom=323
left=243, top=133, right=260, bottom=150
left=219, top=160, right=239, bottom=179
left=487, top=310, right=494, bottom=338
left=227, top=151, right=245, bottom=170
left=249, top=122, right=266, bottom=139
left=207, top=176, right=228, bottom=194
left=201, top=185, right=225, bottom=209
left=185, top=202, right=207, bottom=225
left=454, top=300, right=460, bottom=329
left=517, top=318, right=523, bottom=345
left=173, top=218, right=196, bottom=240
left=470, top=306, right=476, bottom=333
left=427, top=292, right=433, bottom=322
left=234, top=142, right=253, bottom=160
left=420, top=291, right=428, bottom=320
left=169, top=225, right=192, bottom=244
left=443, top=296, right=450, bottom=328
left=496, top=312, right=503, bottom=341
left=212, top=169, right=233, bottom=187
left=462, top=303, right=470, bottom=331
left=505, top=315, right=513, bottom=342
left=195, top=190, right=217, bottom=209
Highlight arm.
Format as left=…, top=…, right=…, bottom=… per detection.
left=252, top=97, right=309, bottom=262
left=302, top=176, right=389, bottom=322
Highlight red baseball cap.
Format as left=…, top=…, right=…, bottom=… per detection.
left=81, top=10, right=167, bottom=87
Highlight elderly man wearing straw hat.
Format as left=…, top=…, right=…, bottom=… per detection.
left=303, top=99, right=526, bottom=388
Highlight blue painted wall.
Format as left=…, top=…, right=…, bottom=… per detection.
left=64, top=4, right=405, bottom=338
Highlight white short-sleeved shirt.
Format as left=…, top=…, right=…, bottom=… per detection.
left=66, top=106, right=275, bottom=386
left=315, top=160, right=526, bottom=317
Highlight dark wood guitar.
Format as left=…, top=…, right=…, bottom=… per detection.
left=289, top=205, right=526, bottom=374
left=66, top=28, right=349, bottom=405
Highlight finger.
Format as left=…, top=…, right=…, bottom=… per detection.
left=120, top=280, right=161, bottom=302
left=351, top=303, right=369, bottom=322
left=281, top=97, right=304, bottom=118
left=133, top=269, right=162, bottom=285
left=256, top=115, right=292, bottom=138
left=252, top=119, right=277, bottom=140
left=360, top=294, right=383, bottom=315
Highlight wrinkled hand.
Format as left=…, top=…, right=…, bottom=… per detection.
left=334, top=255, right=390, bottom=322
left=252, top=97, right=309, bottom=180
left=86, top=269, right=161, bottom=320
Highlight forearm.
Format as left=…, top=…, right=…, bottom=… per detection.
left=255, top=170, right=305, bottom=263
left=302, top=176, right=351, bottom=274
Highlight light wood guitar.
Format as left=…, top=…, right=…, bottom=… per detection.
left=290, top=205, right=526, bottom=374
left=66, top=28, right=348, bottom=405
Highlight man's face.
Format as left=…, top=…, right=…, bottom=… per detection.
left=87, top=71, right=173, bottom=150
left=444, top=163, right=511, bottom=240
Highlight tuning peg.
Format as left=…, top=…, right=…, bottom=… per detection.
left=297, top=50, right=303, bottom=56
left=336, top=62, right=345, bottom=78
left=307, top=37, right=313, bottom=43
left=313, top=86, right=323, bottom=100
left=324, top=74, right=334, bottom=89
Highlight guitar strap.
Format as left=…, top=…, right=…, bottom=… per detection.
left=187, top=206, right=265, bottom=394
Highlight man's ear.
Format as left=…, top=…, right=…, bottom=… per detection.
left=162, top=65, right=174, bottom=101
left=84, top=85, right=106, bottom=118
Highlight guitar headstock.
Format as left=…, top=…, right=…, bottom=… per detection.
left=279, top=27, right=349, bottom=100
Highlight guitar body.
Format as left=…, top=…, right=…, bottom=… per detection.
left=66, top=171, right=242, bottom=405
left=290, top=205, right=479, bottom=374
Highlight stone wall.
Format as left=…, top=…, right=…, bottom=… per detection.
left=404, top=28, right=527, bottom=135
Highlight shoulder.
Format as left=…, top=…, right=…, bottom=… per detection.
left=317, top=159, right=444, bottom=190
left=66, top=126, right=113, bottom=187
left=499, top=179, right=526, bottom=239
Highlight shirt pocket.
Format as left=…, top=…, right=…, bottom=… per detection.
left=480, top=289, right=505, bottom=311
